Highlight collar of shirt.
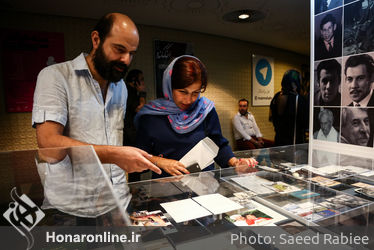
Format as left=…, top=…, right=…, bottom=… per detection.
left=317, top=127, right=337, bottom=141
left=323, top=37, right=334, bottom=50
left=354, top=89, right=373, bottom=107
left=72, top=53, right=91, bottom=72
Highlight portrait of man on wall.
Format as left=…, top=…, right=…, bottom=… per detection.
left=340, top=107, right=371, bottom=147
left=313, top=107, right=340, bottom=142
left=315, top=9, right=343, bottom=61
left=314, top=59, right=341, bottom=106
left=341, top=53, right=374, bottom=107
left=344, top=0, right=374, bottom=55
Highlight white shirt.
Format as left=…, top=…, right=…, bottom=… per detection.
left=32, top=53, right=128, bottom=185
left=316, top=127, right=339, bottom=142
left=232, top=112, right=263, bottom=141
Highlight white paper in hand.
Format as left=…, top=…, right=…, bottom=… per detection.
left=179, top=137, right=219, bottom=171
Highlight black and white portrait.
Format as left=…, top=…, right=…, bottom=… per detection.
left=315, top=8, right=343, bottom=61
left=340, top=107, right=371, bottom=147
left=313, top=107, right=340, bottom=142
left=343, top=0, right=374, bottom=55
left=341, top=52, right=374, bottom=106
left=314, top=58, right=342, bottom=106
left=315, top=0, right=342, bottom=15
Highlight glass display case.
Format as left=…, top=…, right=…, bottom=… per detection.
left=1, top=144, right=373, bottom=249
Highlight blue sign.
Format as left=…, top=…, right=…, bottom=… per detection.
left=255, top=59, right=272, bottom=86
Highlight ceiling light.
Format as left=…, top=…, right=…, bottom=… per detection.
left=223, top=9, right=265, bottom=24
left=238, top=14, right=250, bottom=20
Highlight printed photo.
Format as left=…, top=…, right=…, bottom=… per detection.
left=130, top=210, right=172, bottom=226
left=341, top=52, right=374, bottom=107
left=314, top=59, right=342, bottom=106
left=316, top=208, right=339, bottom=218
left=313, top=107, right=340, bottom=142
left=324, top=194, right=368, bottom=208
left=225, top=209, right=273, bottom=226
left=315, top=8, right=343, bottom=61
left=354, top=187, right=374, bottom=197
left=343, top=0, right=374, bottom=55
left=340, top=107, right=372, bottom=147
left=308, top=176, right=341, bottom=187
left=265, top=181, right=301, bottom=194
left=315, top=0, right=343, bottom=15
left=289, top=189, right=320, bottom=199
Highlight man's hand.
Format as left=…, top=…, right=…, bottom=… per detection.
left=250, top=138, right=263, bottom=148
left=257, top=137, right=265, bottom=147
left=36, top=121, right=162, bottom=175
left=110, top=146, right=161, bottom=174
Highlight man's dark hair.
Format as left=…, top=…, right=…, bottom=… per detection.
left=93, top=14, right=116, bottom=42
left=239, top=98, right=249, bottom=105
left=320, top=14, right=336, bottom=29
left=126, top=69, right=143, bottom=84
left=317, top=59, right=341, bottom=82
left=344, top=54, right=374, bottom=77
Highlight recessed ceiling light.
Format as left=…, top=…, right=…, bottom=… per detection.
left=238, top=14, right=250, bottom=20
left=187, top=0, right=203, bottom=9
left=223, top=9, right=265, bottom=23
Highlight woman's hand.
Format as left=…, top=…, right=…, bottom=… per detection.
left=230, top=157, right=258, bottom=174
left=237, top=158, right=258, bottom=167
left=154, top=157, right=190, bottom=176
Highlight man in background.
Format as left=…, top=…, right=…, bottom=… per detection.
left=314, top=59, right=341, bottom=106
left=124, top=69, right=147, bottom=182
left=313, top=109, right=339, bottom=142
left=315, top=14, right=342, bottom=60
left=32, top=13, right=161, bottom=186
left=344, top=54, right=374, bottom=106
left=341, top=108, right=370, bottom=146
left=233, top=99, right=273, bottom=150
left=124, top=69, right=146, bottom=146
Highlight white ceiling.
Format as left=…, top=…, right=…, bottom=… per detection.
left=0, top=0, right=311, bottom=55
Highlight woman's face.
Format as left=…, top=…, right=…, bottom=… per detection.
left=172, top=81, right=202, bottom=110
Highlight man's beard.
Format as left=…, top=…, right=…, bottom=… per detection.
left=93, top=45, right=128, bottom=82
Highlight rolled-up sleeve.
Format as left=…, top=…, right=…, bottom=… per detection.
left=32, top=67, right=68, bottom=128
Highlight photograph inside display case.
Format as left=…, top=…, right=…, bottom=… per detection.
left=225, top=200, right=287, bottom=226
left=223, top=168, right=371, bottom=224
left=1, top=144, right=374, bottom=249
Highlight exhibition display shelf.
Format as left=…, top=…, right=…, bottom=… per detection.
left=1, top=144, right=373, bottom=249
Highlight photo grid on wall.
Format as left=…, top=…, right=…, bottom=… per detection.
left=313, top=0, right=374, bottom=152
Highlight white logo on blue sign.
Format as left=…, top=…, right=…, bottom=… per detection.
left=255, top=59, right=272, bottom=86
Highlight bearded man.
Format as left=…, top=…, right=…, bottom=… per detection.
left=32, top=13, right=161, bottom=186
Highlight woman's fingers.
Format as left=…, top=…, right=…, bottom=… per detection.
left=172, top=169, right=183, bottom=176
left=237, top=158, right=258, bottom=168
left=177, top=164, right=190, bottom=174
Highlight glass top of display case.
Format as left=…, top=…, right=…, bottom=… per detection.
left=1, top=144, right=374, bottom=249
